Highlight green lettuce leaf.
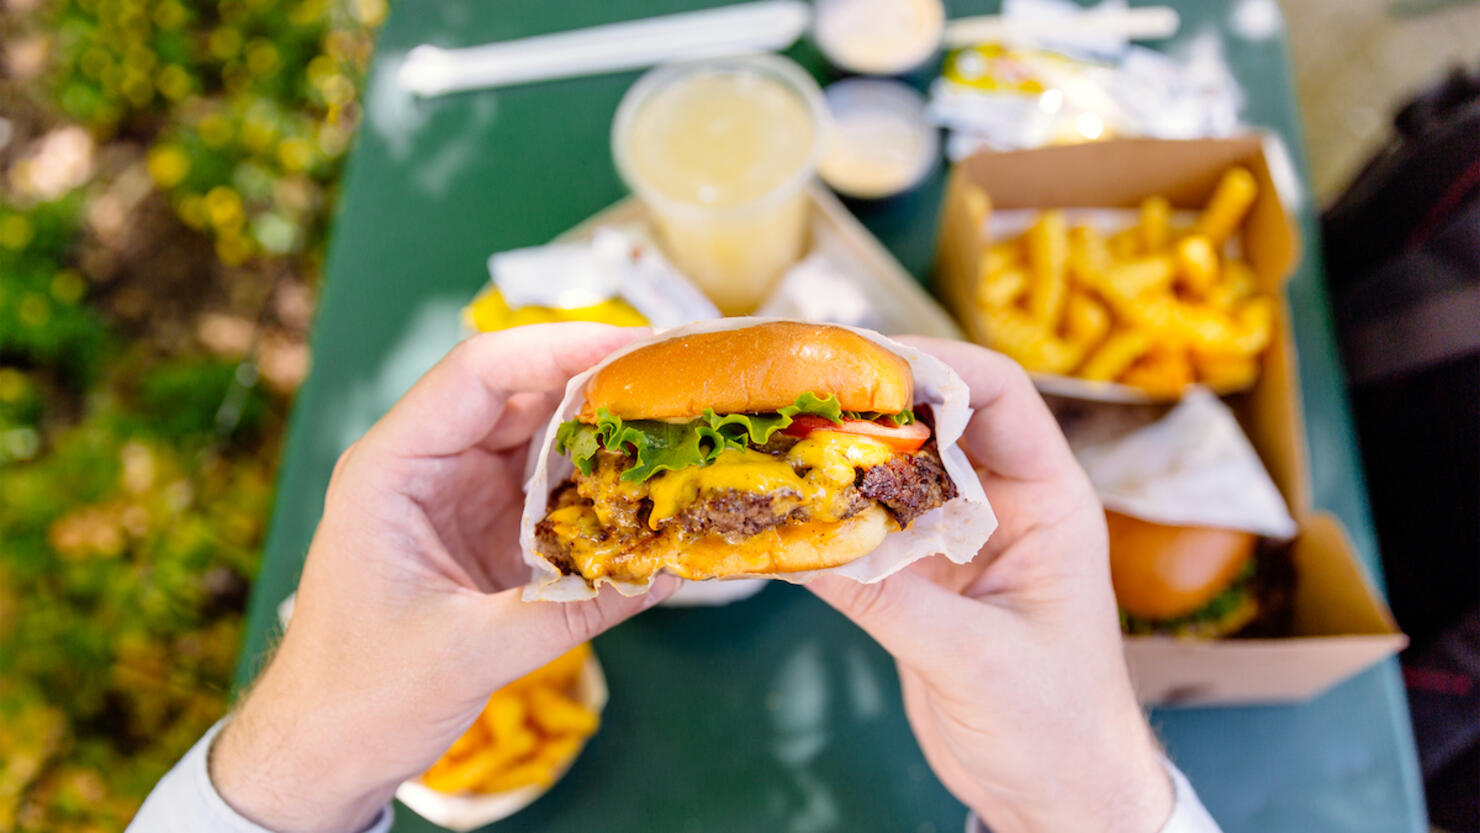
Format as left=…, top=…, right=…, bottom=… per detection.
left=553, top=393, right=915, bottom=483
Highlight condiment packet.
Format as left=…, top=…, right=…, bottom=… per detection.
left=483, top=227, right=719, bottom=328
left=518, top=318, right=998, bottom=601
left=1059, top=388, right=1297, bottom=539
left=275, top=593, right=608, bottom=831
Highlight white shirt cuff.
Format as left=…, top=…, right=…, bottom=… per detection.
left=963, top=756, right=1221, bottom=833
left=125, top=720, right=394, bottom=833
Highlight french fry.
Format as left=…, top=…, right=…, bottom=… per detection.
left=1107, top=226, right=1140, bottom=260
left=514, top=643, right=589, bottom=690
left=973, top=170, right=1275, bottom=392
left=1139, top=196, right=1172, bottom=253
left=479, top=754, right=565, bottom=793
left=1195, top=167, right=1257, bottom=245
left=444, top=720, right=490, bottom=760
left=976, top=266, right=1028, bottom=310
left=527, top=687, right=600, bottom=736
left=982, top=241, right=1022, bottom=276
left=1026, top=210, right=1069, bottom=326
left=1078, top=330, right=1152, bottom=381
left=1228, top=296, right=1275, bottom=355
left=1168, top=304, right=1239, bottom=352
left=1207, top=258, right=1257, bottom=308
left=1068, top=225, right=1111, bottom=283
left=481, top=691, right=528, bottom=739
left=1121, top=346, right=1194, bottom=397
left=1063, top=291, right=1110, bottom=349
left=1099, top=255, right=1175, bottom=300
left=1193, top=351, right=1261, bottom=392
left=984, top=307, right=1084, bottom=375
left=1175, top=234, right=1219, bottom=296
left=423, top=741, right=523, bottom=794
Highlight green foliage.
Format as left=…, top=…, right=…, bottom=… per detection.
left=0, top=197, right=109, bottom=386
left=133, top=357, right=267, bottom=441
left=2, top=0, right=384, bottom=827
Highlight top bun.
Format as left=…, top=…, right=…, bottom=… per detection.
left=578, top=322, right=913, bottom=421
left=1106, top=511, right=1257, bottom=619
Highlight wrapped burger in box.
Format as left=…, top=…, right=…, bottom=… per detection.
left=935, top=137, right=1405, bottom=705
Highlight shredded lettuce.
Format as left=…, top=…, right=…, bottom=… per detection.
left=553, top=393, right=915, bottom=483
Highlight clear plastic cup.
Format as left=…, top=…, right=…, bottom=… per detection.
left=612, top=54, right=827, bottom=315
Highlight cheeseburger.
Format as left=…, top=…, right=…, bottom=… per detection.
left=1108, top=511, right=1261, bottom=638
left=533, top=323, right=959, bottom=584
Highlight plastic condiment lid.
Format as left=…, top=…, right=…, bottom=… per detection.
left=819, top=79, right=939, bottom=199
left=813, top=0, right=944, bottom=76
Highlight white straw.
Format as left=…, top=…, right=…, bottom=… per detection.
left=399, top=1, right=811, bottom=96
left=942, top=6, right=1180, bottom=49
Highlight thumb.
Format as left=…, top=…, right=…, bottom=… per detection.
left=808, top=571, right=988, bottom=676
left=468, top=576, right=680, bottom=686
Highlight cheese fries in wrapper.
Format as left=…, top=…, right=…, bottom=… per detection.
left=520, top=320, right=996, bottom=601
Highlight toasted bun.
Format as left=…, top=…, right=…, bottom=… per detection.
left=578, top=323, right=913, bottom=421
left=1106, top=511, right=1257, bottom=620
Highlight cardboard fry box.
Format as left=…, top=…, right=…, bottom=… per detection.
left=934, top=137, right=1406, bottom=706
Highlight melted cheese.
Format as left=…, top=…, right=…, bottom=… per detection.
left=644, top=431, right=895, bottom=526
left=648, top=448, right=808, bottom=525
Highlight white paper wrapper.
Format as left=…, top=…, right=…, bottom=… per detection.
left=1070, top=388, right=1297, bottom=539
left=519, top=318, right=998, bottom=602
left=276, top=593, right=608, bottom=832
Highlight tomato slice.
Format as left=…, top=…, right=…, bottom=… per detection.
left=781, top=415, right=931, bottom=452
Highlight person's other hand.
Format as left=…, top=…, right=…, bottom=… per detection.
left=808, top=338, right=1173, bottom=833
left=211, top=324, right=676, bottom=833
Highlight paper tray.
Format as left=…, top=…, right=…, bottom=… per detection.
left=935, top=137, right=1406, bottom=706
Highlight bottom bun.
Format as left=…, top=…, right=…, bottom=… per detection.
left=599, top=506, right=892, bottom=582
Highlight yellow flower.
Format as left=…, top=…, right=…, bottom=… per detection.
left=305, top=55, right=335, bottom=86
left=244, top=39, right=279, bottom=77
left=203, top=186, right=244, bottom=230
left=318, top=74, right=355, bottom=109
left=152, top=0, right=187, bottom=30
left=316, top=122, right=350, bottom=157
left=147, top=144, right=190, bottom=188
left=208, top=27, right=243, bottom=61
left=50, top=269, right=87, bottom=305
left=17, top=293, right=50, bottom=327
left=80, top=47, right=111, bottom=80
left=0, top=368, right=28, bottom=402
left=241, top=115, right=276, bottom=154
left=215, top=232, right=254, bottom=266
left=198, top=113, right=232, bottom=147
left=276, top=137, right=313, bottom=173
left=352, top=0, right=387, bottom=26
left=289, top=0, right=327, bottom=27
left=0, top=215, right=34, bottom=250
left=122, top=70, right=154, bottom=107
left=175, top=193, right=207, bottom=229
left=156, top=64, right=193, bottom=101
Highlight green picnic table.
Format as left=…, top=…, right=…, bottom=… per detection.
left=236, top=2, right=1429, bottom=831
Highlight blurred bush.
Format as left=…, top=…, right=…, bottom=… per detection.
left=0, top=0, right=382, bottom=828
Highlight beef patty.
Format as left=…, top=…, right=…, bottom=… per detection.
left=534, top=442, right=957, bottom=569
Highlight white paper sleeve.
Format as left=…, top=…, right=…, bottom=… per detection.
left=518, top=318, right=998, bottom=601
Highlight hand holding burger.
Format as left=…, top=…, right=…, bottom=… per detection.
left=134, top=323, right=1189, bottom=833
left=205, top=325, right=677, bottom=833
left=806, top=337, right=1176, bottom=833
